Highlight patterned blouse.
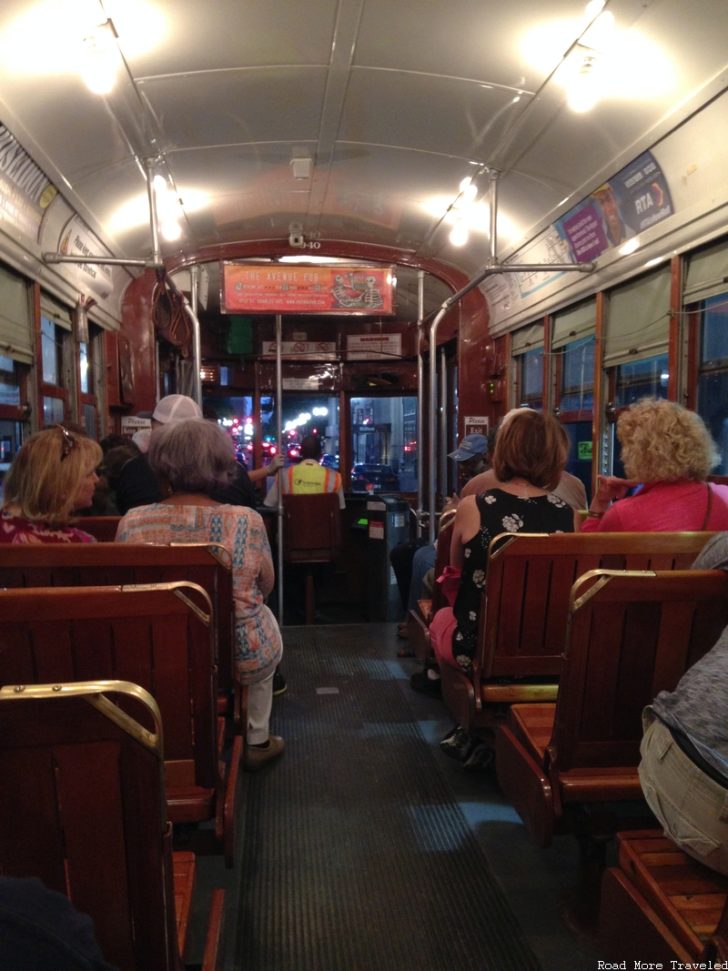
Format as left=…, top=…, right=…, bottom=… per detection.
left=452, top=489, right=574, bottom=671
left=0, top=510, right=95, bottom=544
left=115, top=502, right=282, bottom=682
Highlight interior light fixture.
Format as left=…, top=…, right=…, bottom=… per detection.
left=81, top=21, right=118, bottom=95
left=153, top=173, right=183, bottom=242
left=449, top=221, right=469, bottom=248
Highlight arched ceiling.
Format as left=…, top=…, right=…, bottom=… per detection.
left=0, top=0, right=726, bottom=317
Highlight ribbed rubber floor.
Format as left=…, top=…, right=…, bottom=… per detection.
left=236, top=624, right=542, bottom=971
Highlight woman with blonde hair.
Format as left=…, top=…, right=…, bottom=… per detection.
left=0, top=425, right=101, bottom=543
left=582, top=398, right=728, bottom=531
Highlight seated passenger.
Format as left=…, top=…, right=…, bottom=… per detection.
left=390, top=431, right=493, bottom=652
left=638, top=531, right=728, bottom=874
left=461, top=408, right=588, bottom=512
left=115, top=394, right=280, bottom=514
left=264, top=434, right=345, bottom=508
left=115, top=418, right=284, bottom=770
left=414, top=410, right=577, bottom=767
left=0, top=425, right=101, bottom=544
left=581, top=397, right=728, bottom=530
left=0, top=875, right=115, bottom=970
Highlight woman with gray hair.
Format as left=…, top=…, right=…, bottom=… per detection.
left=115, top=418, right=284, bottom=770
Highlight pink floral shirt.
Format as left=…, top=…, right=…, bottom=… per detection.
left=115, top=502, right=282, bottom=681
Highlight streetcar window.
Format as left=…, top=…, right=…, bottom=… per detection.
left=0, top=355, right=20, bottom=407
left=614, top=353, right=669, bottom=406
left=262, top=393, right=340, bottom=472
left=559, top=336, right=595, bottom=413
left=79, top=341, right=90, bottom=394
left=697, top=294, right=728, bottom=474
left=41, top=316, right=62, bottom=386
left=350, top=395, right=415, bottom=493
left=518, top=347, right=543, bottom=409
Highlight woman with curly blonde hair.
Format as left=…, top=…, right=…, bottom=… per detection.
left=582, top=398, right=728, bottom=531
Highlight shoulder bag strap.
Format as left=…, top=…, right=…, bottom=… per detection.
left=701, top=482, right=713, bottom=530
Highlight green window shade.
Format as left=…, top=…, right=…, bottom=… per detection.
left=511, top=322, right=543, bottom=356
left=684, top=239, right=728, bottom=304
left=552, top=299, right=595, bottom=350
left=40, top=292, right=73, bottom=331
left=0, top=264, right=32, bottom=363
left=604, top=266, right=670, bottom=367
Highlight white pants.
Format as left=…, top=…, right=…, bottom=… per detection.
left=247, top=666, right=275, bottom=745
left=639, top=707, right=728, bottom=875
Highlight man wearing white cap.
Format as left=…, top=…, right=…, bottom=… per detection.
left=115, top=394, right=280, bottom=513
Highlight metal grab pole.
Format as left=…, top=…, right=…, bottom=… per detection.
left=416, top=270, right=425, bottom=538
left=276, top=314, right=284, bottom=624
left=427, top=305, right=447, bottom=544
left=189, top=265, right=202, bottom=407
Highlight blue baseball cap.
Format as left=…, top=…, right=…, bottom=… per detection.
left=448, top=433, right=489, bottom=462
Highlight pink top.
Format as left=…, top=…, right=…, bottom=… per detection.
left=115, top=502, right=282, bottom=681
left=0, top=511, right=95, bottom=544
left=580, top=480, right=728, bottom=532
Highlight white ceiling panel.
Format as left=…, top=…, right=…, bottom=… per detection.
left=0, top=0, right=723, bottom=310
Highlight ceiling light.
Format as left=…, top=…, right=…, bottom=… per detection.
left=565, top=53, right=602, bottom=113
left=449, top=222, right=469, bottom=247
left=81, top=22, right=117, bottom=95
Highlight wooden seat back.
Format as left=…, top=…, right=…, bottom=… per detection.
left=496, top=568, right=728, bottom=846
left=282, top=492, right=342, bottom=563
left=0, top=582, right=216, bottom=776
left=74, top=515, right=121, bottom=541
left=478, top=531, right=716, bottom=683
left=0, top=542, right=235, bottom=706
left=0, top=680, right=223, bottom=971
left=554, top=568, right=728, bottom=774
left=0, top=582, right=239, bottom=864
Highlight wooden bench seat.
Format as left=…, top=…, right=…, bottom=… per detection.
left=0, top=542, right=241, bottom=731
left=441, top=531, right=717, bottom=734
left=495, top=567, right=728, bottom=849
left=0, top=582, right=241, bottom=867
left=0, top=680, right=224, bottom=971
left=600, top=830, right=728, bottom=964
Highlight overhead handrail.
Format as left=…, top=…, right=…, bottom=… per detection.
left=426, top=169, right=596, bottom=542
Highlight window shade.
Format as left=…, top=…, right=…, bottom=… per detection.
left=511, top=323, right=543, bottom=356
left=40, top=292, right=73, bottom=331
left=0, top=264, right=32, bottom=363
left=604, top=266, right=671, bottom=367
left=551, top=299, right=595, bottom=350
left=684, top=239, right=728, bottom=304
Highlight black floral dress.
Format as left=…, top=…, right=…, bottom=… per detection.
left=452, top=489, right=573, bottom=672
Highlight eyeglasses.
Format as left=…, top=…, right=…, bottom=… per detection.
left=58, top=424, right=77, bottom=461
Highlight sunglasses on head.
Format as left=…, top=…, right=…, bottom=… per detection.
left=58, top=424, right=77, bottom=461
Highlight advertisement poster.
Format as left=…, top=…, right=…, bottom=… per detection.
left=555, top=151, right=673, bottom=263
left=0, top=123, right=56, bottom=241
left=222, top=262, right=394, bottom=315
